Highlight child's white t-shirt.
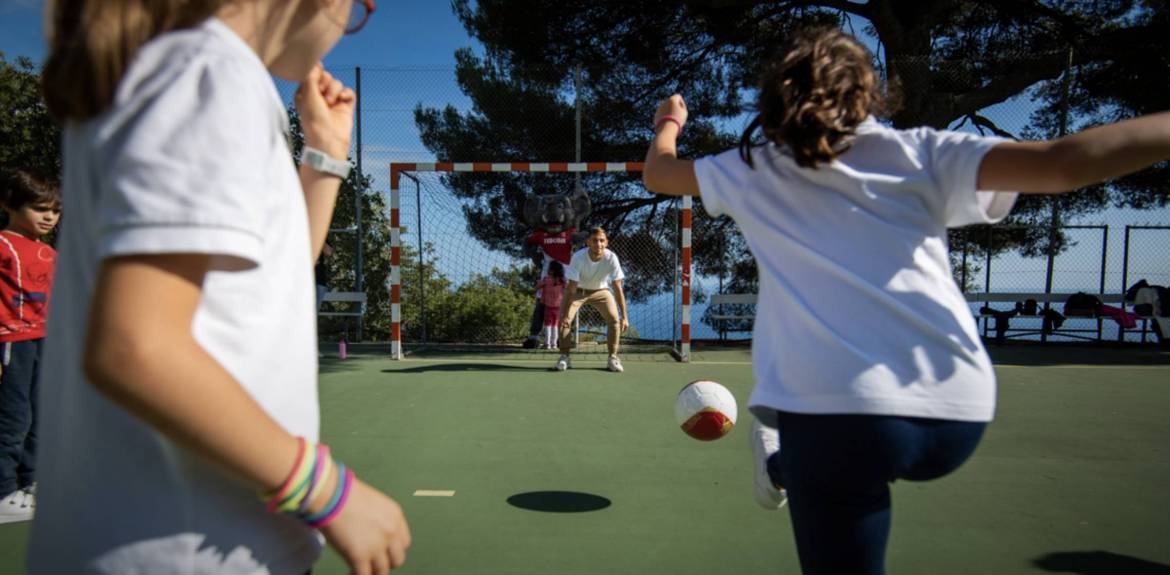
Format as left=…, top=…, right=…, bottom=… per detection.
left=695, top=118, right=1017, bottom=423
left=565, top=248, right=625, bottom=290
left=31, top=19, right=320, bottom=574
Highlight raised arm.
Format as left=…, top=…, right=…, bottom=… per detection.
left=644, top=94, right=700, bottom=197
left=978, top=111, right=1170, bottom=194
left=297, top=64, right=355, bottom=261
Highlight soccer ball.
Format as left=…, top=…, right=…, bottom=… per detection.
left=675, top=380, right=738, bottom=441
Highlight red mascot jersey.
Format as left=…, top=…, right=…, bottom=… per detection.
left=526, top=228, right=574, bottom=266
left=0, top=231, right=57, bottom=342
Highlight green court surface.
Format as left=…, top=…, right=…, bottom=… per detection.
left=2, top=344, right=1168, bottom=574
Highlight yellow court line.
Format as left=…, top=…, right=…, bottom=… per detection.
left=413, top=490, right=456, bottom=497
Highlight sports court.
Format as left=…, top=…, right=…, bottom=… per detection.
left=2, top=343, right=1166, bottom=574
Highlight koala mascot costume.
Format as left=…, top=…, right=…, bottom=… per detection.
left=521, top=188, right=591, bottom=348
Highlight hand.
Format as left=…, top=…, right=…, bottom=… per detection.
left=295, top=64, right=356, bottom=160
left=320, top=478, right=412, bottom=575
left=560, top=317, right=572, bottom=332
left=654, top=94, right=688, bottom=131
left=621, top=317, right=629, bottom=333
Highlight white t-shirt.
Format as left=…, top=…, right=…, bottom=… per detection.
left=30, top=19, right=320, bottom=574
left=565, top=248, right=625, bottom=290
left=695, top=118, right=1017, bottom=423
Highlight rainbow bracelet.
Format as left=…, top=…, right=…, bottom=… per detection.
left=296, top=445, right=333, bottom=516
left=264, top=438, right=315, bottom=514
left=305, top=465, right=355, bottom=529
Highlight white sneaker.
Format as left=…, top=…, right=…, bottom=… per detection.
left=554, top=355, right=571, bottom=371
left=750, top=419, right=788, bottom=510
left=0, top=488, right=34, bottom=524
left=607, top=355, right=624, bottom=373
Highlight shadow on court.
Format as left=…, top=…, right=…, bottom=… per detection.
left=506, top=491, right=612, bottom=513
left=383, top=363, right=552, bottom=374
left=987, top=344, right=1170, bottom=366
left=1033, top=551, right=1170, bottom=574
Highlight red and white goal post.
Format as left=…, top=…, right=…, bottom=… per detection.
left=388, top=162, right=694, bottom=361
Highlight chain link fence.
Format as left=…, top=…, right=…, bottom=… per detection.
left=278, top=57, right=1168, bottom=350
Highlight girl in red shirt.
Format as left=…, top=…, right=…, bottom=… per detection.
left=535, top=261, right=567, bottom=349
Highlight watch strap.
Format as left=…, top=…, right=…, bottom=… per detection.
left=301, top=146, right=351, bottom=179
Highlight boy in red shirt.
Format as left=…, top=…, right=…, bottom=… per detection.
left=0, top=170, right=60, bottom=523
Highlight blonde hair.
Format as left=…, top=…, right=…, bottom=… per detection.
left=42, top=0, right=228, bottom=121
left=739, top=27, right=892, bottom=169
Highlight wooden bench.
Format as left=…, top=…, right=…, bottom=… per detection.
left=318, top=291, right=367, bottom=318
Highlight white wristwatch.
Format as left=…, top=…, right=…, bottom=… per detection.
left=300, top=146, right=351, bottom=179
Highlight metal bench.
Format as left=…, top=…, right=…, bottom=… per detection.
left=708, top=293, right=757, bottom=340
left=964, top=292, right=1149, bottom=342
left=318, top=291, right=367, bottom=318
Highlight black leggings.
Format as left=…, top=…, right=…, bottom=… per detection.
left=768, top=411, right=987, bottom=575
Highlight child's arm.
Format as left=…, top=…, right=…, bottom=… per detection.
left=978, top=111, right=1170, bottom=194
left=84, top=254, right=411, bottom=568
left=297, top=64, right=356, bottom=262
left=644, top=94, right=700, bottom=197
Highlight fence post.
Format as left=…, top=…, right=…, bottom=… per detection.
left=959, top=229, right=968, bottom=292
left=673, top=198, right=679, bottom=353
left=680, top=196, right=692, bottom=362
left=1120, top=225, right=1132, bottom=342
left=1041, top=48, right=1074, bottom=344
left=981, top=227, right=993, bottom=338
left=354, top=66, right=364, bottom=341
left=414, top=175, right=426, bottom=345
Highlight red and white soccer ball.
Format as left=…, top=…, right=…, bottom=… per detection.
left=675, top=380, right=738, bottom=441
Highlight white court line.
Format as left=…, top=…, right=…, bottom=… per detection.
left=396, top=357, right=679, bottom=364
left=413, top=490, right=456, bottom=497
left=391, top=357, right=1167, bottom=369
left=994, top=364, right=1169, bottom=370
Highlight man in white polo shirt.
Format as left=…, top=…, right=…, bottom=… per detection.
left=554, top=227, right=629, bottom=372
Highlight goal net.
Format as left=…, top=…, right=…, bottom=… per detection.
left=388, top=162, right=695, bottom=360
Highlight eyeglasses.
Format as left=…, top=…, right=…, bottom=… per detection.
left=346, top=0, right=375, bottom=34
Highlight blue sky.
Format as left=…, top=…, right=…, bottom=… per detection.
left=0, top=0, right=479, bottom=67
left=2, top=1, right=1166, bottom=308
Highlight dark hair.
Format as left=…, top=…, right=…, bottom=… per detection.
left=589, top=227, right=607, bottom=238
left=738, top=26, right=891, bottom=169
left=0, top=169, right=62, bottom=211
left=42, top=0, right=228, bottom=121
left=548, top=260, right=565, bottom=280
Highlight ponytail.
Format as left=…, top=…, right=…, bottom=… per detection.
left=42, top=0, right=227, bottom=122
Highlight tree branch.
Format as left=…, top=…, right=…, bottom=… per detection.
left=965, top=113, right=1019, bottom=140
left=950, top=52, right=1069, bottom=117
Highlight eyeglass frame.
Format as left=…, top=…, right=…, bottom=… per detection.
left=346, top=0, right=375, bottom=34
